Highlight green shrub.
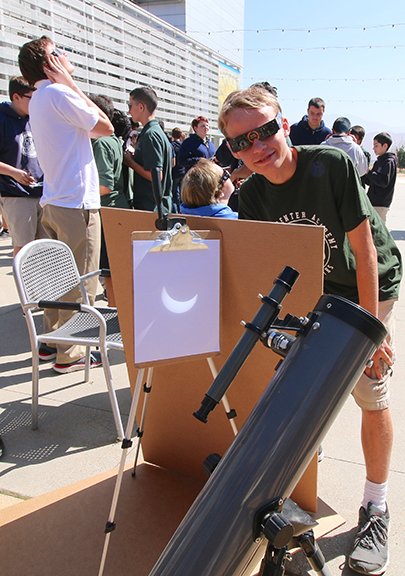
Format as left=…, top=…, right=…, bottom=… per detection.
left=396, top=144, right=405, bottom=169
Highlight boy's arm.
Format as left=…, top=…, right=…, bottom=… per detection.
left=365, top=157, right=396, bottom=188
left=347, top=218, right=393, bottom=378
left=44, top=54, right=113, bottom=137
left=0, top=161, right=35, bottom=186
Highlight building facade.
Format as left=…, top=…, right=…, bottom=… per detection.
left=134, top=0, right=244, bottom=68
left=0, top=0, right=242, bottom=136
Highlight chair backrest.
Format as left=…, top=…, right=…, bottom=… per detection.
left=13, top=240, right=81, bottom=305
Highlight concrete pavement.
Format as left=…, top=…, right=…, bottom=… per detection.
left=1, top=177, right=405, bottom=575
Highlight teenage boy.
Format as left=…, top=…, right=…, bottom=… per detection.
left=289, top=97, right=331, bottom=145
left=18, top=36, right=113, bottom=373
left=124, top=86, right=173, bottom=213
left=0, top=76, right=45, bottom=257
left=350, top=125, right=372, bottom=187
left=350, top=125, right=372, bottom=166
left=363, top=133, right=398, bottom=224
left=218, top=86, right=402, bottom=576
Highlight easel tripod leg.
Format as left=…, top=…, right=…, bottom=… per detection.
left=98, top=368, right=149, bottom=576
left=132, top=367, right=154, bottom=476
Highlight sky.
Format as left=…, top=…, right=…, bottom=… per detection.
left=240, top=0, right=405, bottom=139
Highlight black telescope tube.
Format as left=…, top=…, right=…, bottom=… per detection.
left=193, top=266, right=299, bottom=423
left=151, top=166, right=164, bottom=221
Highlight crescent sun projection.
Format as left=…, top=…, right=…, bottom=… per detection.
left=161, top=286, right=198, bottom=314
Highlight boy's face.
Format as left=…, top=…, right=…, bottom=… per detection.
left=225, top=105, right=291, bottom=180
left=373, top=140, right=388, bottom=156
left=11, top=91, right=33, bottom=117
left=128, top=98, right=143, bottom=123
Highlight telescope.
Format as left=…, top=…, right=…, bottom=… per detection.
left=148, top=267, right=386, bottom=576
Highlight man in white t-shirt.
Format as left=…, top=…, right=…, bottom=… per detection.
left=321, top=117, right=369, bottom=177
left=18, top=36, right=114, bottom=373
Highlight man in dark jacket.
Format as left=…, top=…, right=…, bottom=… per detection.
left=363, top=132, right=397, bottom=224
left=170, top=127, right=186, bottom=212
left=178, top=116, right=216, bottom=172
left=289, top=97, right=331, bottom=145
left=0, top=76, right=44, bottom=256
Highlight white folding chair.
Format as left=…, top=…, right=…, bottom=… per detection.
left=13, top=239, right=125, bottom=439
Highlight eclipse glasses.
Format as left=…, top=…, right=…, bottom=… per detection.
left=227, top=114, right=283, bottom=153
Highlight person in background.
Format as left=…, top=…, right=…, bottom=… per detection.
left=290, top=97, right=331, bottom=145
left=112, top=109, right=133, bottom=207
left=124, top=86, right=173, bottom=213
left=170, top=127, right=186, bottom=212
left=363, top=132, right=398, bottom=224
left=350, top=125, right=372, bottom=166
left=178, top=116, right=216, bottom=172
left=321, top=117, right=369, bottom=177
left=0, top=76, right=45, bottom=257
left=18, top=35, right=113, bottom=373
left=350, top=125, right=372, bottom=187
left=90, top=95, right=129, bottom=307
left=180, top=158, right=237, bottom=219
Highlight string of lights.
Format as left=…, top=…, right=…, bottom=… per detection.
left=189, top=22, right=405, bottom=34
left=229, top=45, right=405, bottom=52
left=244, top=77, right=405, bottom=82
left=281, top=98, right=405, bottom=103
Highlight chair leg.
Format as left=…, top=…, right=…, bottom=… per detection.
left=100, top=346, right=124, bottom=440
left=31, top=348, right=40, bottom=430
left=84, top=346, right=91, bottom=382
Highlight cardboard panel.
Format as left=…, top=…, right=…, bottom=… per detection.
left=101, top=209, right=325, bottom=511
left=0, top=464, right=343, bottom=576
left=0, top=463, right=205, bottom=576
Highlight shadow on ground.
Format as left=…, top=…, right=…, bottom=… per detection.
left=0, top=386, right=132, bottom=481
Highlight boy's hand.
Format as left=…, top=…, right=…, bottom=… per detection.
left=13, top=168, right=35, bottom=186
left=365, top=338, right=393, bottom=380
left=44, top=54, right=75, bottom=88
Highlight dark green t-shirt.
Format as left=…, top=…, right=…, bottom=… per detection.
left=132, top=119, right=173, bottom=213
left=239, top=146, right=402, bottom=303
left=91, top=134, right=129, bottom=208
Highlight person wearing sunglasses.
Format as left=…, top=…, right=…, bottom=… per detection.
left=179, top=159, right=237, bottom=219
left=18, top=36, right=114, bottom=374
left=218, top=85, right=401, bottom=576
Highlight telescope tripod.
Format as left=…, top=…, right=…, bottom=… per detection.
left=256, top=528, right=331, bottom=576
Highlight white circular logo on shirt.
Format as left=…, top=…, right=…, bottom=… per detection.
left=20, top=131, right=37, bottom=159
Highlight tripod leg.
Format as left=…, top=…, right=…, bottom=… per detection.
left=296, top=530, right=332, bottom=576
left=98, top=367, right=147, bottom=576
left=256, top=543, right=289, bottom=576
left=132, top=367, right=154, bottom=476
left=207, top=357, right=238, bottom=436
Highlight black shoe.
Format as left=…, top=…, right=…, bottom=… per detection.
left=53, top=352, right=102, bottom=374
left=38, top=343, right=57, bottom=361
left=348, top=502, right=389, bottom=575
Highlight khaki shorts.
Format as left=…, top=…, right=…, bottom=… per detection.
left=0, top=195, right=46, bottom=247
left=352, top=299, right=396, bottom=411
